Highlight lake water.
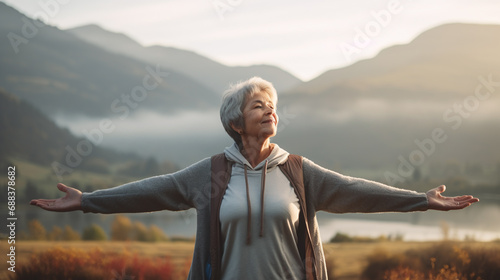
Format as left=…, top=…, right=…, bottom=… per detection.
left=3, top=201, right=499, bottom=242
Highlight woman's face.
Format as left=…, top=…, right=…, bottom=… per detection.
left=239, top=91, right=278, bottom=140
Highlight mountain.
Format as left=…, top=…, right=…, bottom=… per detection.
left=0, top=88, right=69, bottom=166
left=0, top=2, right=218, bottom=119
left=0, top=87, right=117, bottom=166
left=66, top=24, right=302, bottom=93
left=284, top=23, right=500, bottom=100
left=280, top=23, right=500, bottom=131
left=0, top=88, right=177, bottom=178
left=275, top=23, right=500, bottom=176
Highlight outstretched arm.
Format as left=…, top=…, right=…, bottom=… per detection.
left=30, top=183, right=82, bottom=212
left=30, top=158, right=213, bottom=214
left=302, top=158, right=479, bottom=213
left=426, top=185, right=479, bottom=211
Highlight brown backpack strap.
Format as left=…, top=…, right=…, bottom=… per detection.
left=209, top=153, right=231, bottom=280
left=279, top=154, right=317, bottom=280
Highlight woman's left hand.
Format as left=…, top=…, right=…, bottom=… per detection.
left=426, top=185, right=479, bottom=211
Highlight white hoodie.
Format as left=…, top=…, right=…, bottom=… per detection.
left=219, top=142, right=305, bottom=279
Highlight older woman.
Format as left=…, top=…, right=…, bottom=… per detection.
left=31, top=77, right=479, bottom=280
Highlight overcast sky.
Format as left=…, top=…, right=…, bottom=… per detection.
left=4, top=0, right=500, bottom=80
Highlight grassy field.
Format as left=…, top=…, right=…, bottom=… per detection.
left=2, top=240, right=499, bottom=280
left=0, top=241, right=194, bottom=280
left=323, top=242, right=427, bottom=280
left=324, top=241, right=495, bottom=280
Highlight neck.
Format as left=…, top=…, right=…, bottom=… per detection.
left=239, top=137, right=273, bottom=168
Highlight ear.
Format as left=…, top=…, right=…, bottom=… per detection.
left=230, top=122, right=243, bottom=135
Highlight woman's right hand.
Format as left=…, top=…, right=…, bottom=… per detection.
left=30, top=183, right=83, bottom=212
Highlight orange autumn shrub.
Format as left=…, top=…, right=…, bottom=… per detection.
left=11, top=246, right=177, bottom=280
left=361, top=242, right=499, bottom=280
left=383, top=265, right=473, bottom=280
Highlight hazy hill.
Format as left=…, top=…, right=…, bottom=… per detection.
left=0, top=88, right=72, bottom=166
left=66, top=24, right=302, bottom=93
left=276, top=23, right=500, bottom=177
left=0, top=88, right=177, bottom=178
left=0, top=88, right=118, bottom=166
left=284, top=23, right=500, bottom=100
left=0, top=2, right=218, bottom=118
left=280, top=23, right=500, bottom=131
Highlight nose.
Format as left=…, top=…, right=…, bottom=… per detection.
left=265, top=104, right=275, bottom=115
left=265, top=105, right=278, bottom=123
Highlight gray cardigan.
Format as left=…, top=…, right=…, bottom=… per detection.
left=81, top=156, right=428, bottom=279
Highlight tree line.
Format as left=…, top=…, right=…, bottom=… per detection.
left=15, top=215, right=175, bottom=242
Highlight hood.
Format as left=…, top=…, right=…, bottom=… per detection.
left=224, top=142, right=289, bottom=170
left=223, top=142, right=290, bottom=245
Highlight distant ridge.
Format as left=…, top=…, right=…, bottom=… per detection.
left=0, top=88, right=121, bottom=165
left=276, top=22, right=500, bottom=171
left=285, top=23, right=500, bottom=98
left=0, top=2, right=218, bottom=118
left=0, top=88, right=177, bottom=177
left=67, top=24, right=302, bottom=93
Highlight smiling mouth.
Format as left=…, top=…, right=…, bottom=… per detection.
left=262, top=119, right=275, bottom=125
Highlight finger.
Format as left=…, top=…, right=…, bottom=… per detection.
left=30, top=199, right=56, bottom=204
left=57, top=183, right=68, bottom=192
left=31, top=199, right=56, bottom=206
left=463, top=197, right=479, bottom=203
left=437, top=185, right=446, bottom=193
left=31, top=201, right=54, bottom=209
left=455, top=202, right=472, bottom=210
left=454, top=198, right=479, bottom=208
left=454, top=195, right=474, bottom=201
left=452, top=196, right=479, bottom=203
left=35, top=200, right=65, bottom=211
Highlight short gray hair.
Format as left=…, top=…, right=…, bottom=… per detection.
left=220, top=77, right=278, bottom=145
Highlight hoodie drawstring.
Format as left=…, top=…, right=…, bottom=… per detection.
left=260, top=160, right=268, bottom=238
left=244, top=160, right=268, bottom=245
left=244, top=165, right=252, bottom=245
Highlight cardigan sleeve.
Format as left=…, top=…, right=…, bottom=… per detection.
left=302, top=157, right=429, bottom=213
left=81, top=157, right=212, bottom=213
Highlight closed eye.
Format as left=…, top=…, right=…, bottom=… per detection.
left=251, top=100, right=274, bottom=110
